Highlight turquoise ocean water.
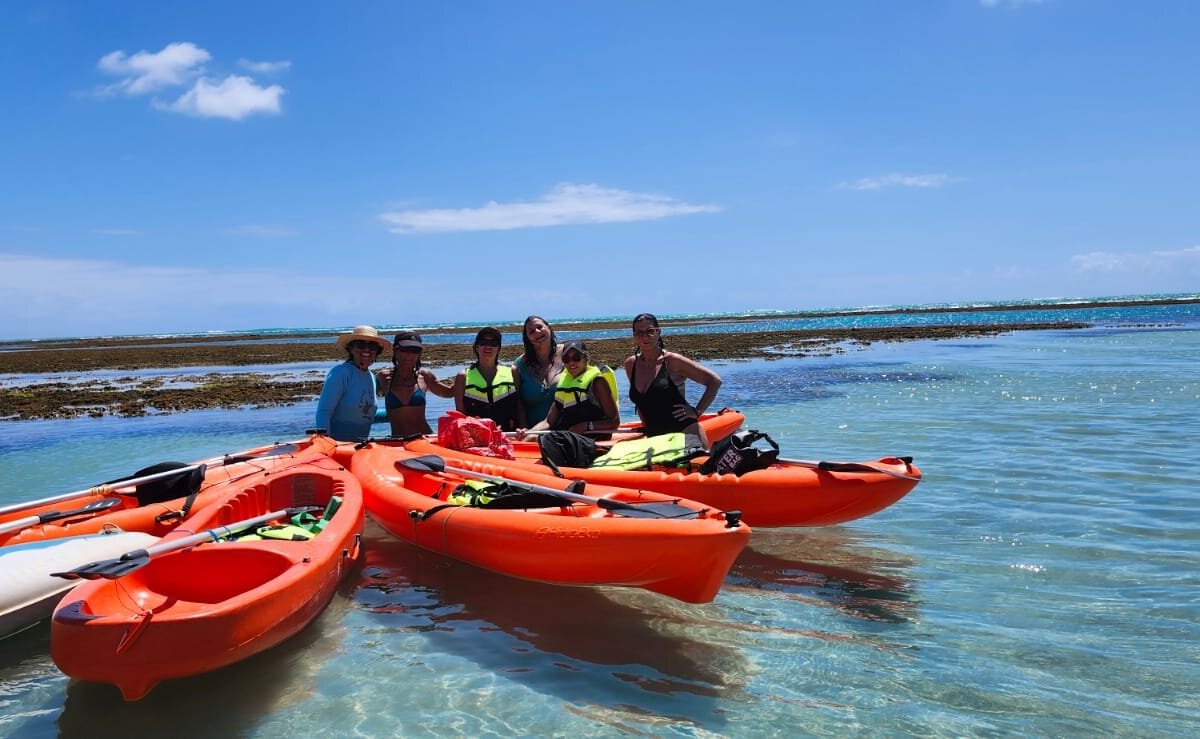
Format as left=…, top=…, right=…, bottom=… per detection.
left=2, top=297, right=1198, bottom=737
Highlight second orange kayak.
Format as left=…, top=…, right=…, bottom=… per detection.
left=351, top=442, right=749, bottom=604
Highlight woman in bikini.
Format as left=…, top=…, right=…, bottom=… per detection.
left=378, top=331, right=454, bottom=437
left=512, top=315, right=564, bottom=426
left=623, top=313, right=722, bottom=444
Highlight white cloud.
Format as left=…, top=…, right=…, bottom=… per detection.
left=94, top=42, right=285, bottom=120
left=1071, top=245, right=1200, bottom=274
left=98, top=41, right=210, bottom=96
left=157, top=75, right=284, bottom=120
left=380, top=183, right=722, bottom=234
left=224, top=224, right=299, bottom=238
left=839, top=173, right=964, bottom=191
left=238, top=58, right=291, bottom=74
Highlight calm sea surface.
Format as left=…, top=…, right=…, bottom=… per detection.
left=1, top=301, right=1198, bottom=737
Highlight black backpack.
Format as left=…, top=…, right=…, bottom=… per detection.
left=698, top=430, right=780, bottom=476
left=537, top=431, right=598, bottom=470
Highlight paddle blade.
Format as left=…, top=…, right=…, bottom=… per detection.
left=53, top=550, right=151, bottom=580
left=396, top=455, right=446, bottom=474
left=44, top=497, right=123, bottom=522
left=596, top=498, right=701, bottom=519
left=814, top=460, right=920, bottom=481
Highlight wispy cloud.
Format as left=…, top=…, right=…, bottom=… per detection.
left=238, top=58, right=291, bottom=74
left=92, top=228, right=139, bottom=236
left=1071, top=245, right=1200, bottom=274
left=839, top=173, right=963, bottom=191
left=95, top=42, right=286, bottom=120
left=224, top=224, right=299, bottom=238
left=97, top=41, right=210, bottom=96
left=380, top=183, right=722, bottom=234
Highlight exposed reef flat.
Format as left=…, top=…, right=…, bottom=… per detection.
left=9, top=295, right=1192, bottom=420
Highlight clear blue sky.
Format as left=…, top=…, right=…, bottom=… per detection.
left=2, top=1, right=1198, bottom=340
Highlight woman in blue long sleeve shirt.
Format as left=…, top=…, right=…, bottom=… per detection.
left=315, top=325, right=389, bottom=440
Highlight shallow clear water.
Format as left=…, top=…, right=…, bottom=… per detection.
left=2, top=318, right=1198, bottom=737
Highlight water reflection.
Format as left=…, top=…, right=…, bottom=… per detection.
left=54, top=592, right=356, bottom=738
left=355, top=529, right=747, bottom=728
left=727, top=528, right=918, bottom=624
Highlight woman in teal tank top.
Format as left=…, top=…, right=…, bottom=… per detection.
left=513, top=315, right=563, bottom=425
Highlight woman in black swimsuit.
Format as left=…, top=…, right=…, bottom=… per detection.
left=623, top=313, right=722, bottom=443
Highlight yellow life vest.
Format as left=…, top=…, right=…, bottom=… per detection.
left=590, top=433, right=706, bottom=471
left=463, top=365, right=519, bottom=429
left=447, top=480, right=503, bottom=506
left=553, top=364, right=618, bottom=411
left=464, top=365, right=517, bottom=404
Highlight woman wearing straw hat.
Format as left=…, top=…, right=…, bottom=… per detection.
left=314, top=325, right=389, bottom=441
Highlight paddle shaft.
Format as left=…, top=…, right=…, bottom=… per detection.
left=400, top=455, right=645, bottom=512
left=0, top=498, right=122, bottom=535
left=53, top=506, right=319, bottom=580
left=398, top=454, right=715, bottom=521
left=0, top=464, right=207, bottom=518
left=0, top=440, right=298, bottom=518
left=140, top=508, right=302, bottom=558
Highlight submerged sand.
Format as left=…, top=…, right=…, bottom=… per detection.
left=2, top=297, right=1192, bottom=420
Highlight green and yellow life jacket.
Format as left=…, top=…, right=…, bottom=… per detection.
left=447, top=480, right=506, bottom=506
left=590, top=432, right=706, bottom=471
left=552, top=364, right=618, bottom=430
left=463, top=365, right=519, bottom=430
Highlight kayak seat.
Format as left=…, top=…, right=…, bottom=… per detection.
left=140, top=547, right=292, bottom=603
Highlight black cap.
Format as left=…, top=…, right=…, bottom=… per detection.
left=393, top=331, right=423, bottom=348
left=561, top=339, right=589, bottom=356
left=474, top=326, right=502, bottom=344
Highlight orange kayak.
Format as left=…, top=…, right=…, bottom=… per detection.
left=351, top=442, right=749, bottom=604
left=603, top=408, right=745, bottom=444
left=50, top=454, right=363, bottom=701
left=406, top=413, right=921, bottom=528
left=1, top=437, right=336, bottom=547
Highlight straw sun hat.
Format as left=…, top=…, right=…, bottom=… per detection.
left=335, top=325, right=389, bottom=353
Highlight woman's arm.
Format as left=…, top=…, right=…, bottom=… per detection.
left=374, top=366, right=393, bottom=396
left=668, top=353, right=723, bottom=416
left=419, top=368, right=456, bottom=399
left=588, top=375, right=620, bottom=431
left=314, top=365, right=345, bottom=432
left=451, top=371, right=467, bottom=412
left=512, top=363, right=530, bottom=428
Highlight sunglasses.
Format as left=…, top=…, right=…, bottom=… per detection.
left=396, top=346, right=423, bottom=354
left=563, top=352, right=585, bottom=363
left=476, top=339, right=501, bottom=347
left=634, top=328, right=658, bottom=337
left=348, top=341, right=380, bottom=352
